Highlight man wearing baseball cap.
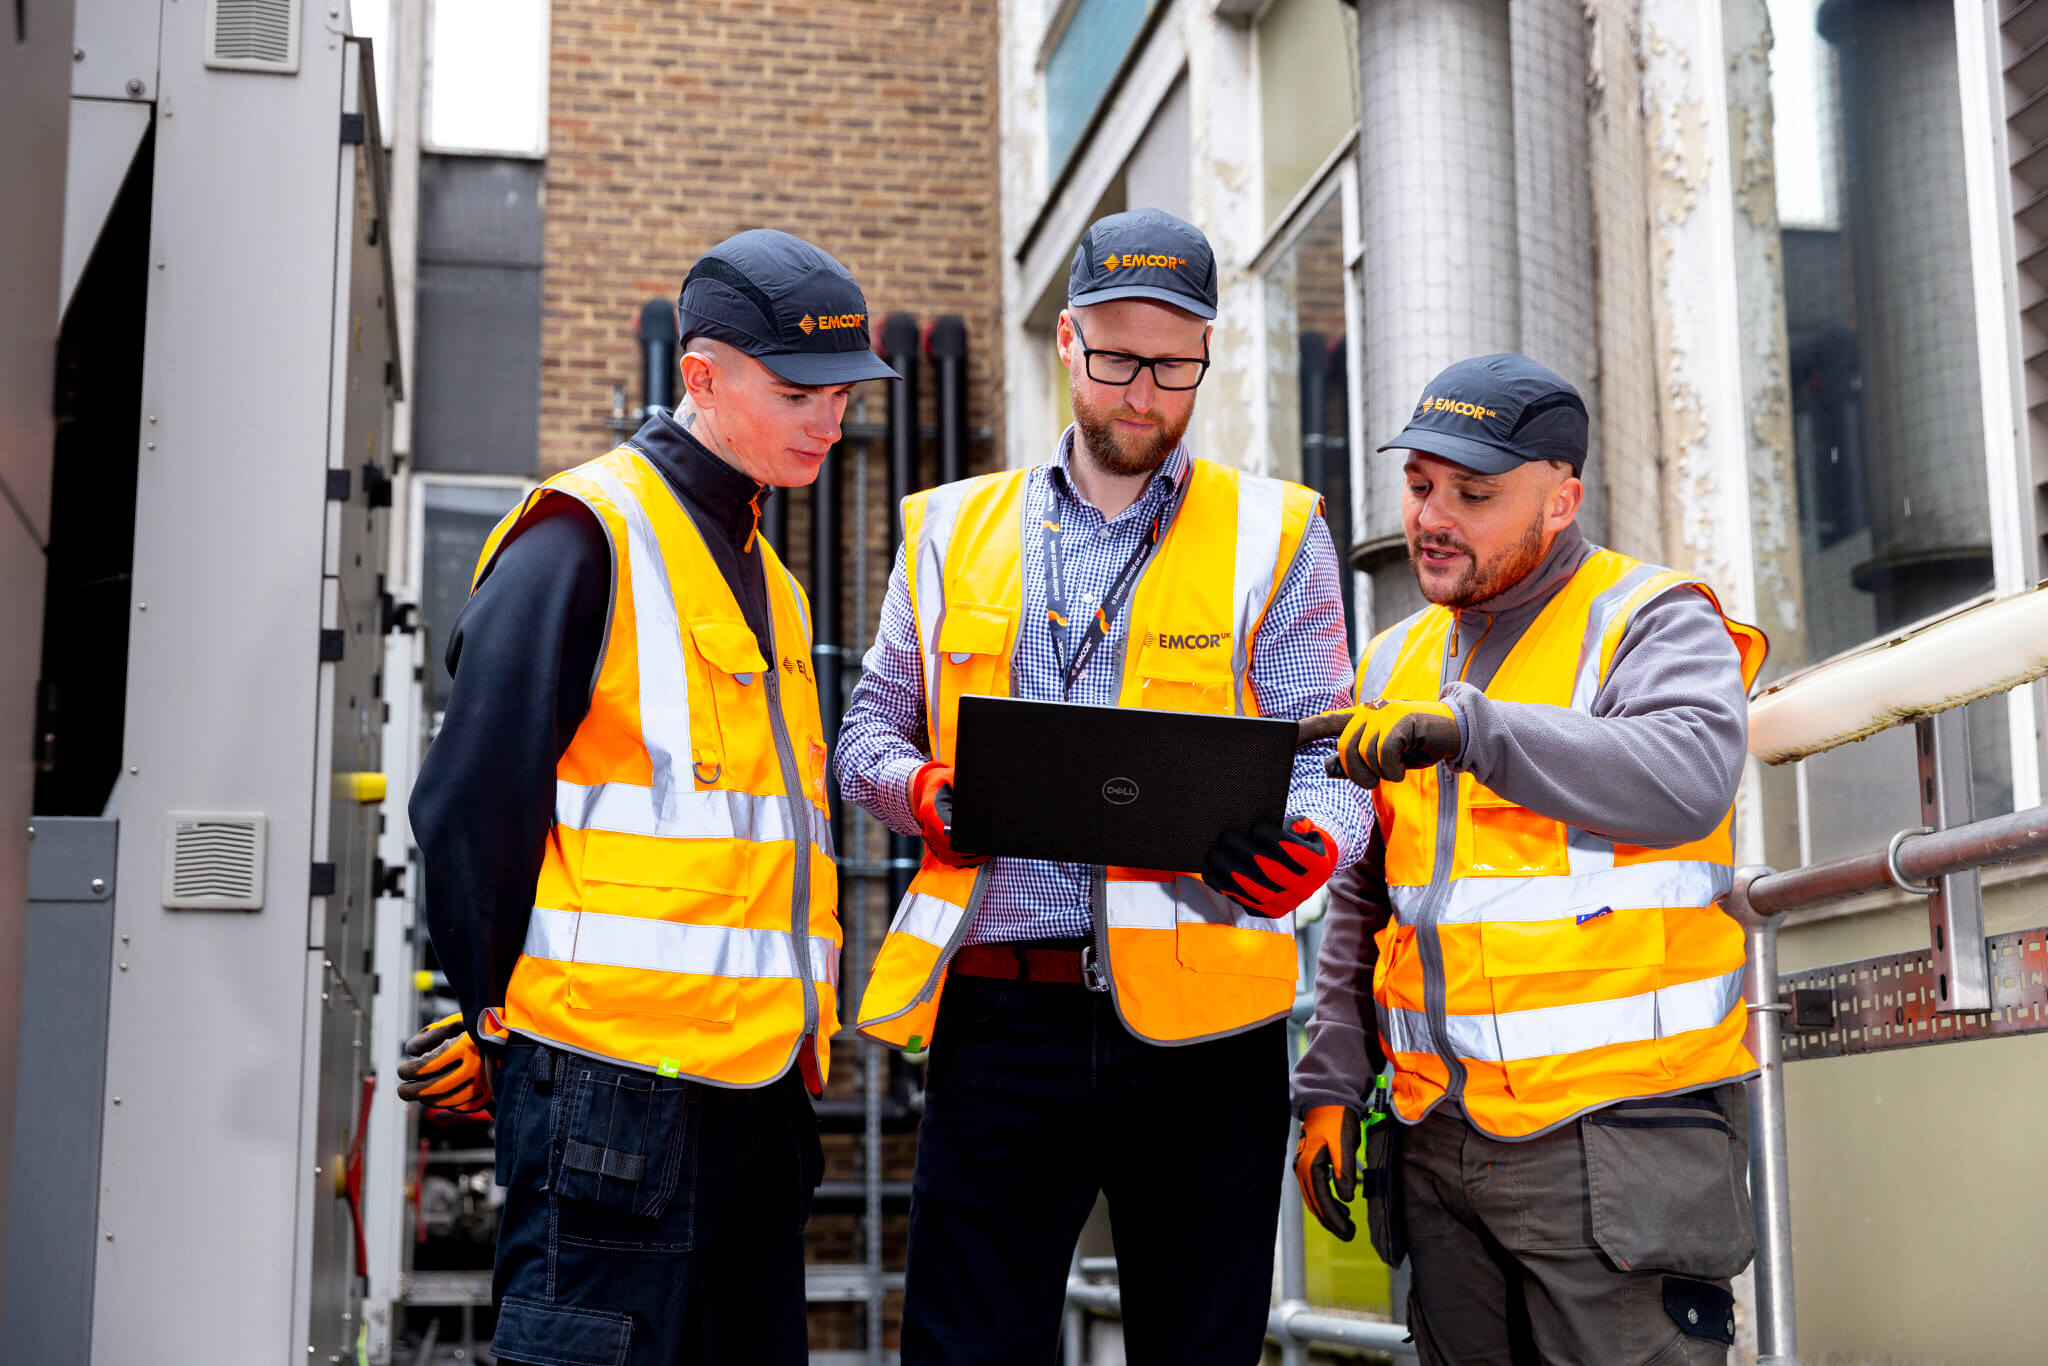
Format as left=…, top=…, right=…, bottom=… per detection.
left=406, top=229, right=896, bottom=1365
left=1291, top=354, right=1771, bottom=1362
left=837, top=206, right=1366, bottom=1362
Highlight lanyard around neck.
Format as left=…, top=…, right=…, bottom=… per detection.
left=1041, top=501, right=1164, bottom=700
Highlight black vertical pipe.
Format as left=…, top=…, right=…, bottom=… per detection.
left=1298, top=332, right=1329, bottom=496
left=927, top=316, right=967, bottom=484
left=1324, top=336, right=1356, bottom=657
left=637, top=298, right=677, bottom=414
left=880, top=315, right=922, bottom=914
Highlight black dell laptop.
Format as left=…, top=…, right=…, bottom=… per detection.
left=947, top=695, right=1297, bottom=873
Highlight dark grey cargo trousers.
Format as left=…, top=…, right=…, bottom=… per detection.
left=1397, top=1084, right=1755, bottom=1366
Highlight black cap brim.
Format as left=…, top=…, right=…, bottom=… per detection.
left=1378, top=427, right=1526, bottom=475
left=1067, top=283, right=1217, bottom=320
left=757, top=348, right=903, bottom=385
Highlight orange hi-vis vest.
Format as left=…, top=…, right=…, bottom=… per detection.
left=1360, top=549, right=1768, bottom=1138
left=470, top=445, right=841, bottom=1087
left=855, top=458, right=1324, bottom=1051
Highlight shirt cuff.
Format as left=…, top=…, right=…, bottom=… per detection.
left=1289, top=794, right=1368, bottom=869
left=874, top=754, right=926, bottom=838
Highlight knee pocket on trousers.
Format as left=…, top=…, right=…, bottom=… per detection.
left=492, top=1295, right=633, bottom=1366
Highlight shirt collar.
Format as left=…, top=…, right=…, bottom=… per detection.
left=1049, top=424, right=1191, bottom=514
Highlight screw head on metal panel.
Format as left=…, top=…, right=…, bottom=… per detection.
left=105, top=1231, right=112, bottom=1240
left=126, top=79, right=144, bottom=96
left=146, top=442, right=155, bottom=451
left=25, top=825, right=33, bottom=839
left=118, top=963, right=127, bottom=971
left=130, top=766, right=138, bottom=774
left=111, top=1097, right=120, bottom=1105
left=74, top=47, right=83, bottom=60
left=91, top=877, right=106, bottom=893
left=138, top=603, right=146, bottom=611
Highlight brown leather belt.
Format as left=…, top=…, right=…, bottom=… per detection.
left=950, top=942, right=1088, bottom=985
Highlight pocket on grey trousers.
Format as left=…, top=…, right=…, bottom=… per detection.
left=1581, top=1084, right=1754, bottom=1280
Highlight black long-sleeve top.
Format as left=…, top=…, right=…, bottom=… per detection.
left=410, top=409, right=772, bottom=1043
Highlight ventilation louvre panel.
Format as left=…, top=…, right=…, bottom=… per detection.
left=162, top=813, right=267, bottom=910
left=2005, top=0, right=2048, bottom=562
left=204, top=0, right=300, bottom=75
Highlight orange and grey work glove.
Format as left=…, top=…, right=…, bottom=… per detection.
left=395, top=1012, right=493, bottom=1114
left=1202, top=817, right=1338, bottom=918
left=1299, top=700, right=1461, bottom=788
left=1295, top=1104, right=1362, bottom=1241
left=909, top=761, right=988, bottom=869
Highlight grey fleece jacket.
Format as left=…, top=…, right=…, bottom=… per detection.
left=1290, top=522, right=1751, bottom=1119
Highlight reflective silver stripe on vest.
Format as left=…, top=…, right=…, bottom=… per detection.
left=785, top=565, right=811, bottom=648
left=556, top=779, right=837, bottom=860
left=578, top=463, right=694, bottom=793
left=910, top=479, right=979, bottom=749
left=1229, top=474, right=1288, bottom=715
left=1385, top=861, right=1732, bottom=925
left=1103, top=877, right=1294, bottom=935
left=1378, top=966, right=1743, bottom=1063
left=1356, top=608, right=1433, bottom=702
left=887, top=890, right=967, bottom=949
left=525, top=907, right=840, bottom=986
left=1568, top=561, right=1675, bottom=713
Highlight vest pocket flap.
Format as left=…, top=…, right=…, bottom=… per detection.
left=1135, top=639, right=1233, bottom=684
left=1480, top=906, right=1665, bottom=977
left=690, top=620, right=769, bottom=675
left=937, top=603, right=1013, bottom=656
left=580, top=829, right=748, bottom=897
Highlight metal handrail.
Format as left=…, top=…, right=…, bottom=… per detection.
left=1726, top=800, right=2048, bottom=1366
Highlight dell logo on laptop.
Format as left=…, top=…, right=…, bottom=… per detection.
left=1102, top=777, right=1140, bottom=805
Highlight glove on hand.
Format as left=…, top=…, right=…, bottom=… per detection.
left=396, top=1012, right=494, bottom=1114
left=1295, top=1104, right=1362, bottom=1241
left=1202, top=816, right=1337, bottom=918
left=909, top=761, right=989, bottom=869
left=1315, top=700, right=1460, bottom=787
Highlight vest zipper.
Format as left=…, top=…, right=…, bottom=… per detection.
left=1413, top=619, right=1474, bottom=1107
left=760, top=629, right=820, bottom=1048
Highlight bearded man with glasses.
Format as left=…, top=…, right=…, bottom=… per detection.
left=836, top=207, right=1364, bottom=1363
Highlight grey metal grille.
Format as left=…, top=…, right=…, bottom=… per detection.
left=162, top=812, right=266, bottom=910
left=2004, top=2, right=2048, bottom=569
left=205, top=0, right=298, bottom=73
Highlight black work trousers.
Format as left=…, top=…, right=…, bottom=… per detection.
left=488, top=1039, right=824, bottom=1366
left=900, top=974, right=1292, bottom=1366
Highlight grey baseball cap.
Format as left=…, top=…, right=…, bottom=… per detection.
left=1380, top=353, right=1589, bottom=475
left=1067, top=208, right=1218, bottom=320
left=676, top=229, right=901, bottom=386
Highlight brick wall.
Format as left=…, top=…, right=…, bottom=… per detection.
left=543, top=0, right=1005, bottom=478
left=543, top=1, right=1005, bottom=1351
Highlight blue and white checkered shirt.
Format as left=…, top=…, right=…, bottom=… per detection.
left=835, top=429, right=1367, bottom=944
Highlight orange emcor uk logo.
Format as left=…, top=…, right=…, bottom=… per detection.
left=1101, top=253, right=1188, bottom=274
left=799, top=313, right=866, bottom=335
left=1418, top=394, right=1499, bottom=423
left=1143, top=630, right=1226, bottom=650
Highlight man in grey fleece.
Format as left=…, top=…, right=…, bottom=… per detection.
left=1292, top=354, right=1765, bottom=1364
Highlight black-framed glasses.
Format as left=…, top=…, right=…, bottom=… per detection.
left=1069, top=315, right=1210, bottom=391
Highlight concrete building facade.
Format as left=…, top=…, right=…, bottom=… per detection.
left=997, top=0, right=2048, bottom=1360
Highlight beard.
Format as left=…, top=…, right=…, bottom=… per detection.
left=1072, top=382, right=1189, bottom=478
left=1410, top=505, right=1549, bottom=608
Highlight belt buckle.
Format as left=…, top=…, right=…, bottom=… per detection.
left=1080, top=944, right=1110, bottom=993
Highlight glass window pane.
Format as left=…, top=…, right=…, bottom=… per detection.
left=1045, top=0, right=1150, bottom=177
left=1264, top=195, right=1356, bottom=654
left=1258, top=0, right=1359, bottom=226
left=427, top=0, right=548, bottom=156
left=1749, top=0, right=2008, bottom=855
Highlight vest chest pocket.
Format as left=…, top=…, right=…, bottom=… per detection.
left=1132, top=640, right=1234, bottom=714
left=936, top=603, right=1013, bottom=705
left=689, top=619, right=772, bottom=789
left=1460, top=784, right=1568, bottom=877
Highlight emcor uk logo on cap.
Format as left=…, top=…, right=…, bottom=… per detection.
left=798, top=312, right=867, bottom=335
left=1101, top=253, right=1188, bottom=273
left=1418, top=394, right=1499, bottom=422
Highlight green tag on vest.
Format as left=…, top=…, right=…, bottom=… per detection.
left=904, top=1035, right=924, bottom=1054
left=657, top=1057, right=681, bottom=1078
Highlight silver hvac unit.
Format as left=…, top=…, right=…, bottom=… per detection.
left=4, top=4, right=400, bottom=1362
